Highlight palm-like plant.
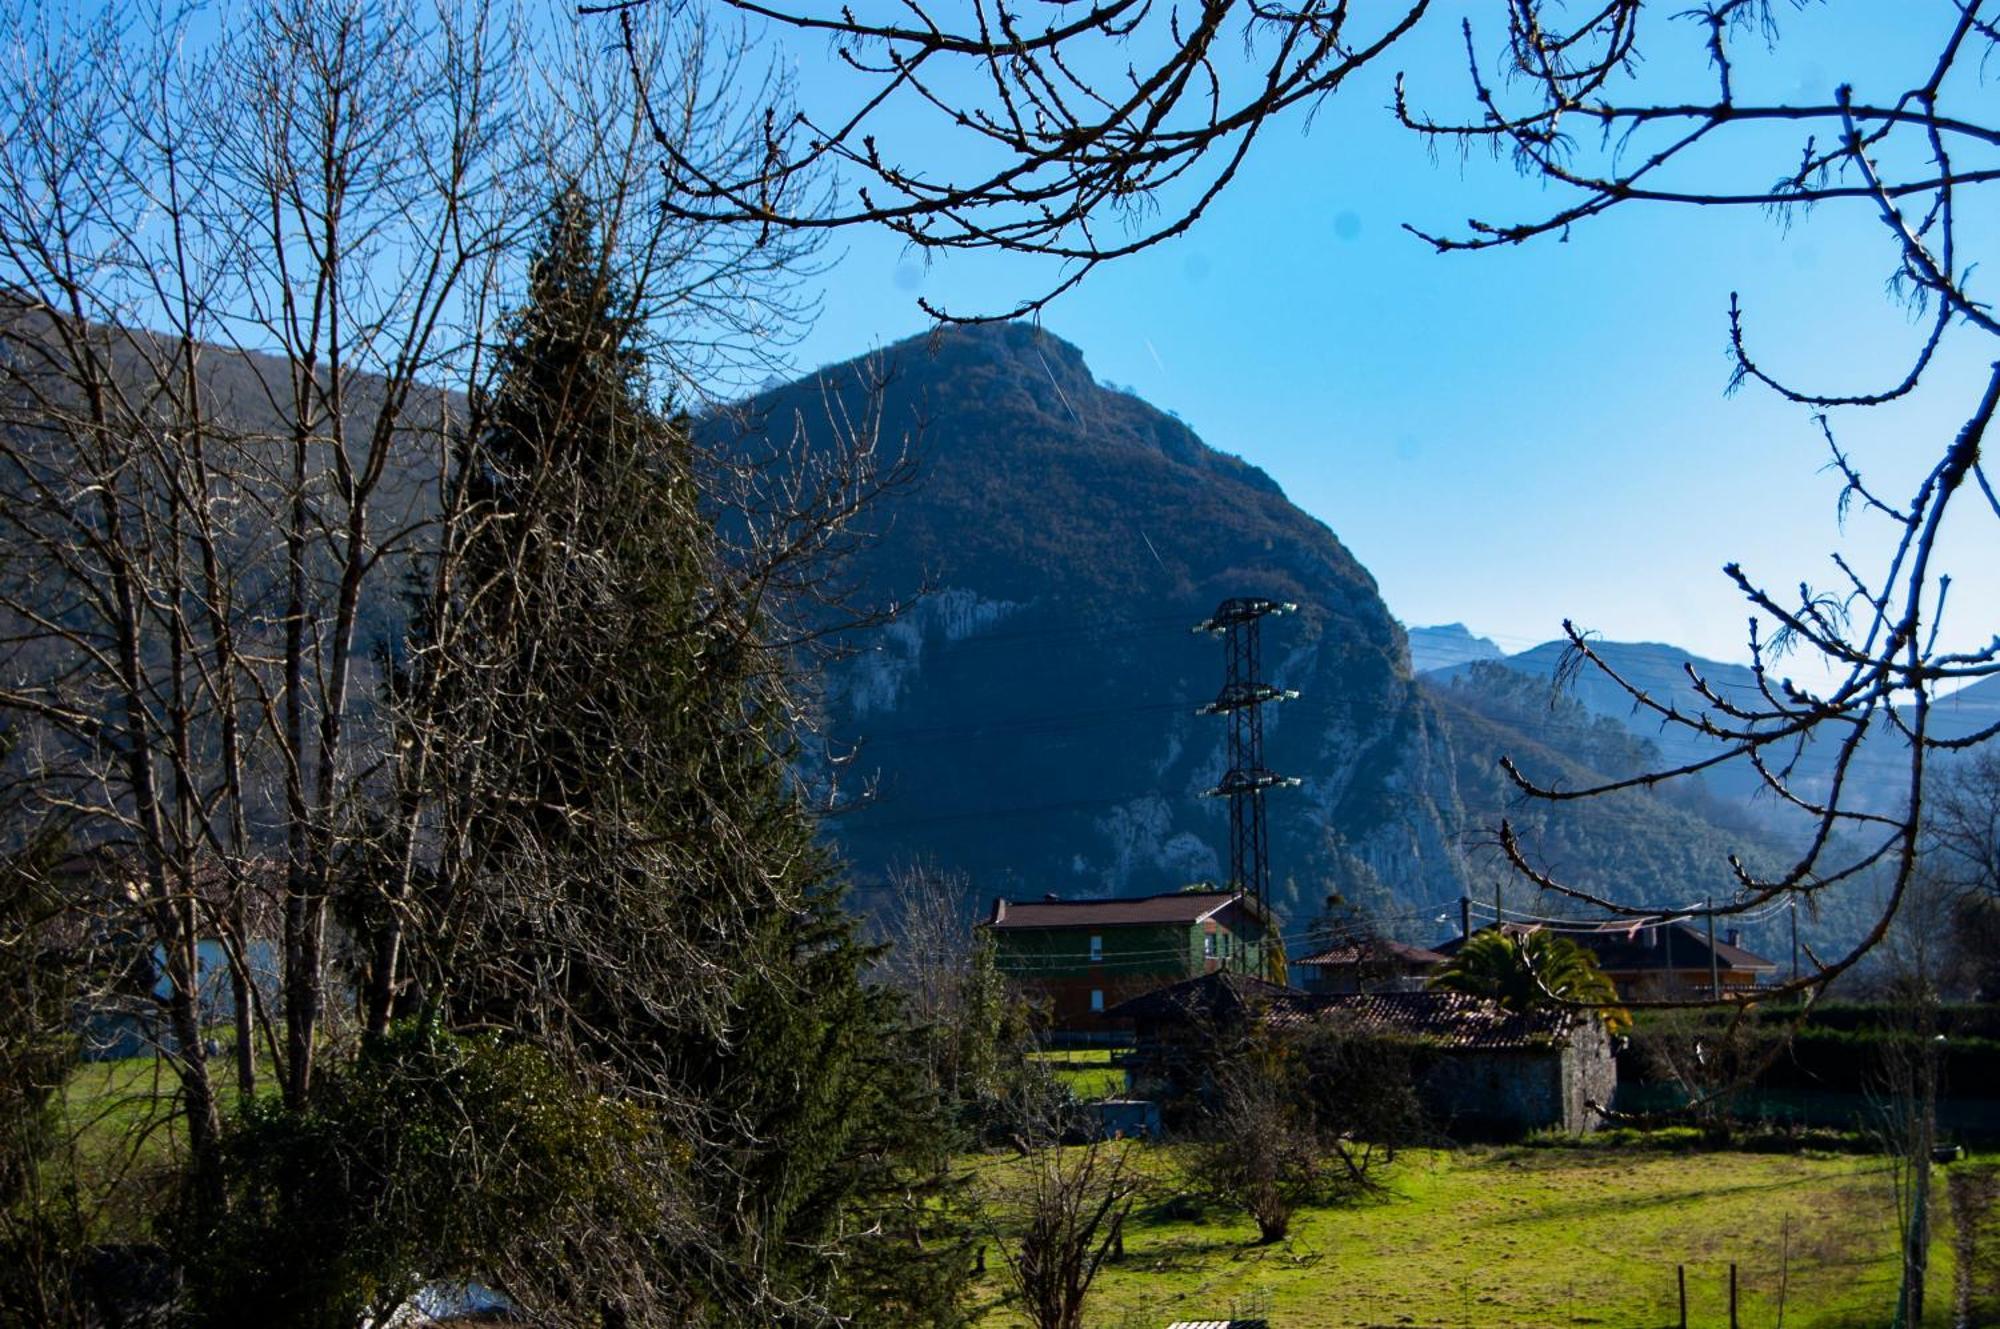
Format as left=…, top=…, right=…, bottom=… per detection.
left=1431, top=929, right=1630, bottom=1034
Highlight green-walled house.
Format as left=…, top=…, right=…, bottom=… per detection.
left=984, top=889, right=1272, bottom=1034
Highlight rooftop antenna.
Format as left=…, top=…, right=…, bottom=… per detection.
left=1194, top=597, right=1300, bottom=980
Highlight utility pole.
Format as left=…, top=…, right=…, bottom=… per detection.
left=1707, top=900, right=1720, bottom=999
left=1195, top=597, right=1300, bottom=980
left=1791, top=895, right=1800, bottom=982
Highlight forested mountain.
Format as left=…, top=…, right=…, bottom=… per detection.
left=1414, top=663, right=1872, bottom=958
left=721, top=324, right=1840, bottom=952
left=719, top=323, right=1468, bottom=927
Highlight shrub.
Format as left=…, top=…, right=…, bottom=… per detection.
left=177, top=1022, right=659, bottom=1328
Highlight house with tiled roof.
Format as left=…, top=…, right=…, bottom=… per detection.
left=1293, top=938, right=1445, bottom=994
left=1110, top=969, right=1615, bottom=1136
left=1434, top=919, right=1778, bottom=1000
left=983, top=889, right=1271, bottom=1033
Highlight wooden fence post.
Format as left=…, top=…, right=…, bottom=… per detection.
left=1678, top=1264, right=1688, bottom=1329
left=1730, top=1262, right=1739, bottom=1329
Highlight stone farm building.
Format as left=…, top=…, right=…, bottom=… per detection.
left=984, top=889, right=1271, bottom=1033
left=1112, top=970, right=1617, bottom=1137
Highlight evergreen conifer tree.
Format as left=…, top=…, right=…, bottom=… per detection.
left=386, top=189, right=971, bottom=1326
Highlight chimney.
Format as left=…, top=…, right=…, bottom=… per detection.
left=1460, top=896, right=1472, bottom=940
left=992, top=899, right=1007, bottom=924
left=1725, top=928, right=1741, bottom=949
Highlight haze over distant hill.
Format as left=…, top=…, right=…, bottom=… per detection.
left=1426, top=637, right=2000, bottom=833
left=1406, top=623, right=1505, bottom=675
left=720, top=324, right=1851, bottom=955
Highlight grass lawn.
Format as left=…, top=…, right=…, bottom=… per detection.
left=1028, top=1048, right=1129, bottom=1101
left=971, top=1144, right=1979, bottom=1328
left=61, top=1053, right=192, bottom=1171
left=51, top=1052, right=198, bottom=1237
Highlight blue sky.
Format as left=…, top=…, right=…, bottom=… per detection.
left=762, top=2, right=2000, bottom=675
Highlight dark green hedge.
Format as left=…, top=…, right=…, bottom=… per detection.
left=1623, top=1003, right=2000, bottom=1095
left=1759, top=1028, right=2000, bottom=1094
left=1741, top=1001, right=2000, bottom=1041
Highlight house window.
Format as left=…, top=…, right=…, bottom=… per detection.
left=1204, top=933, right=1217, bottom=959
left=1090, top=989, right=1105, bottom=1012
left=1221, top=932, right=1232, bottom=958
left=1089, top=934, right=1102, bottom=963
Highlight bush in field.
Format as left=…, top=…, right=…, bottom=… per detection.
left=992, top=1121, right=1139, bottom=1329
left=178, top=1022, right=660, bottom=1328
left=1180, top=1023, right=1412, bottom=1243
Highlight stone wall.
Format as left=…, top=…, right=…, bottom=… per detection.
left=1563, top=1019, right=1618, bottom=1132
left=1419, top=1050, right=1562, bottom=1137
left=1417, top=1023, right=1617, bottom=1137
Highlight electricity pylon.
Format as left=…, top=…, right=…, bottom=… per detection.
left=1194, top=597, right=1300, bottom=979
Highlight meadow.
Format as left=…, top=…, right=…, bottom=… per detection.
left=970, top=1144, right=1996, bottom=1329
left=53, top=1051, right=1998, bottom=1327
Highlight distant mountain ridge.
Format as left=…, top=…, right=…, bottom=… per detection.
left=1427, top=637, right=2000, bottom=831
left=1406, top=623, right=1504, bottom=675
left=2, top=312, right=1867, bottom=957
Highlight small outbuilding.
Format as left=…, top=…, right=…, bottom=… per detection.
left=1111, top=970, right=1615, bottom=1137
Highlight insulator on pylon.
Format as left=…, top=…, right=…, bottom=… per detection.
left=1192, top=597, right=1299, bottom=636
left=1197, top=682, right=1299, bottom=716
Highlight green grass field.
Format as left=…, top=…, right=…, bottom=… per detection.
left=971, top=1145, right=1985, bottom=1328
left=50, top=1052, right=201, bottom=1237
left=53, top=1054, right=1987, bottom=1326
left=1027, top=1048, right=1129, bottom=1101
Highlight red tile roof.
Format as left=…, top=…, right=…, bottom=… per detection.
left=1295, top=938, right=1445, bottom=969
left=1304, top=990, right=1585, bottom=1049
left=1108, top=970, right=1591, bottom=1050
left=986, top=890, right=1245, bottom=930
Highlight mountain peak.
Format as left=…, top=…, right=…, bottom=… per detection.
left=803, top=321, right=1284, bottom=501
left=1406, top=622, right=1505, bottom=674
left=723, top=324, right=1435, bottom=913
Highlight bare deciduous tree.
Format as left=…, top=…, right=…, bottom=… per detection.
left=875, top=862, right=1024, bottom=1120
left=1866, top=877, right=1957, bottom=1329
left=1394, top=1, right=2000, bottom=1008
left=991, top=1091, right=1141, bottom=1329
left=0, top=4, right=902, bottom=1317
left=585, top=0, right=1433, bottom=319
left=0, top=0, right=527, bottom=1166
left=1929, top=750, right=2000, bottom=899
left=1179, top=1019, right=1400, bottom=1243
